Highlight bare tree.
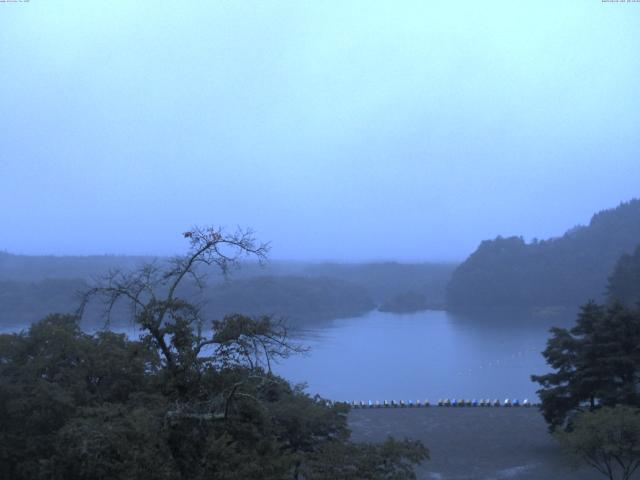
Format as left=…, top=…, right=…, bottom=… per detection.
left=78, top=226, right=303, bottom=402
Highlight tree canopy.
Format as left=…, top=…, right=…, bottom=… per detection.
left=0, top=226, right=428, bottom=479
left=447, top=199, right=640, bottom=308
left=556, top=406, right=640, bottom=480
left=607, top=244, right=640, bottom=308
left=531, top=302, right=640, bottom=431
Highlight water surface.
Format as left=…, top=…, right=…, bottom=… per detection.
left=1, top=308, right=575, bottom=402
left=275, top=309, right=575, bottom=402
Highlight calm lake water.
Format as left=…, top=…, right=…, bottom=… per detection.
left=1, top=307, right=577, bottom=403
left=274, top=308, right=576, bottom=403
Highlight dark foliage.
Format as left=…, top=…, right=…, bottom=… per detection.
left=0, top=227, right=427, bottom=479
left=555, top=406, right=640, bottom=480
left=607, top=244, right=640, bottom=308
left=0, top=275, right=374, bottom=328
left=0, top=314, right=427, bottom=479
left=1, top=248, right=455, bottom=328
left=0, top=279, right=86, bottom=327
left=448, top=199, right=640, bottom=308
left=203, top=275, right=375, bottom=325
left=531, top=302, right=640, bottom=431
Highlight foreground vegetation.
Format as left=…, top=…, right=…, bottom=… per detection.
left=0, top=227, right=427, bottom=479
left=532, top=242, right=640, bottom=479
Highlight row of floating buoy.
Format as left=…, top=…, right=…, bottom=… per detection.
left=347, top=398, right=538, bottom=408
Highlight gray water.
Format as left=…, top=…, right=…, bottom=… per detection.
left=1, top=308, right=575, bottom=403
left=274, top=308, right=576, bottom=403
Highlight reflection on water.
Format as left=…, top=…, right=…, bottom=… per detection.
left=275, top=308, right=577, bottom=402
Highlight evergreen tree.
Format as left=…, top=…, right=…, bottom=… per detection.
left=607, top=244, right=640, bottom=308
left=532, top=302, right=640, bottom=430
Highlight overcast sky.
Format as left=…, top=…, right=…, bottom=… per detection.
left=1, top=1, right=639, bottom=261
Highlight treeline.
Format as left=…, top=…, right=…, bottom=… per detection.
left=0, top=228, right=428, bottom=479
left=300, top=262, right=456, bottom=306
left=607, top=244, right=640, bottom=308
left=201, top=276, right=375, bottom=325
left=530, top=247, right=640, bottom=477
left=0, top=252, right=455, bottom=305
left=0, top=252, right=151, bottom=282
left=0, top=279, right=86, bottom=327
left=0, top=276, right=373, bottom=329
left=0, top=255, right=455, bottom=327
left=447, top=199, right=640, bottom=308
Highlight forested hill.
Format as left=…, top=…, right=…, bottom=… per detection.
left=0, top=253, right=453, bottom=327
left=446, top=199, right=640, bottom=308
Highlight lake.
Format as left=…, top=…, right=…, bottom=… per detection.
left=0, top=307, right=576, bottom=403
left=274, top=308, right=576, bottom=403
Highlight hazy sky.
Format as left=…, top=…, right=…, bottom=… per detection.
left=1, top=1, right=639, bottom=261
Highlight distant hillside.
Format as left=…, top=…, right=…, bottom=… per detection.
left=201, top=275, right=375, bottom=325
left=0, top=279, right=86, bottom=327
left=0, top=252, right=154, bottom=282
left=301, top=262, right=457, bottom=305
left=0, top=253, right=456, bottom=327
left=447, top=199, right=640, bottom=308
left=0, top=252, right=308, bottom=282
left=0, top=274, right=375, bottom=329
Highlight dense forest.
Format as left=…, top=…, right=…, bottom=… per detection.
left=202, top=276, right=374, bottom=324
left=0, top=253, right=454, bottom=328
left=0, top=314, right=428, bottom=480
left=300, top=262, right=456, bottom=307
left=0, top=275, right=373, bottom=329
left=447, top=199, right=640, bottom=308
left=607, top=244, right=640, bottom=308
left=0, top=227, right=428, bottom=479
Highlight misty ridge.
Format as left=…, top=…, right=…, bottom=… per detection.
left=2, top=198, right=638, bottom=329
left=0, top=254, right=455, bottom=328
